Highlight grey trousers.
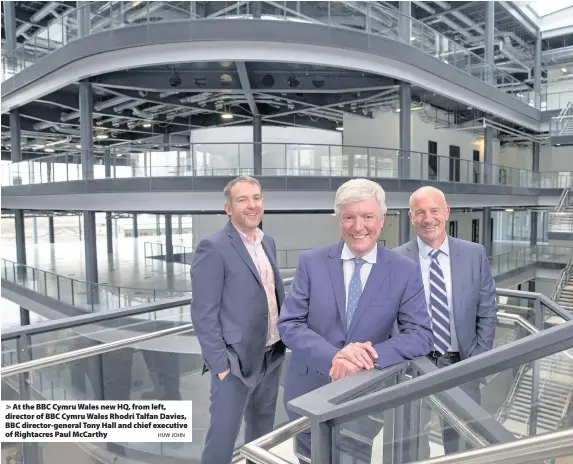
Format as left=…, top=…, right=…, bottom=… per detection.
left=201, top=348, right=284, bottom=464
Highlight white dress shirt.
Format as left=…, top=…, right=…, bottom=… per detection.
left=416, top=236, right=459, bottom=352
left=341, top=243, right=378, bottom=314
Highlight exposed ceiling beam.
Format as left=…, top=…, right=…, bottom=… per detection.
left=498, top=1, right=539, bottom=38
left=235, top=61, right=259, bottom=116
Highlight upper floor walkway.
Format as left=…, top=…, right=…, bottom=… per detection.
left=2, top=143, right=569, bottom=212
left=0, top=1, right=544, bottom=130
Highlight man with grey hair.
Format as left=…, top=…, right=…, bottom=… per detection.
left=395, top=185, right=496, bottom=459
left=191, top=175, right=286, bottom=464
left=278, top=178, right=433, bottom=463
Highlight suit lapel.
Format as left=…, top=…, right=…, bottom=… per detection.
left=327, top=242, right=346, bottom=329
left=406, top=239, right=420, bottom=264
left=347, top=246, right=389, bottom=336
left=448, top=237, right=463, bottom=330
left=227, top=223, right=263, bottom=288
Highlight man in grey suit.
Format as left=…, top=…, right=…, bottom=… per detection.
left=191, top=176, right=286, bottom=464
left=394, top=186, right=497, bottom=458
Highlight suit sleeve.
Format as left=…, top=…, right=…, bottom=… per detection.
left=373, top=263, right=433, bottom=368
left=278, top=253, right=339, bottom=376
left=190, top=238, right=229, bottom=374
left=471, top=246, right=497, bottom=356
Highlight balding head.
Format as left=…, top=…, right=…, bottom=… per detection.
left=408, top=186, right=450, bottom=248
left=409, top=186, right=448, bottom=212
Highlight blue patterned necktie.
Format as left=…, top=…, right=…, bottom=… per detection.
left=429, top=249, right=451, bottom=354
left=347, top=258, right=366, bottom=328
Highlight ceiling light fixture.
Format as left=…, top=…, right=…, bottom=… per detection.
left=143, top=123, right=151, bottom=128
left=336, top=126, right=344, bottom=131
left=221, top=112, right=233, bottom=119
left=44, top=148, right=55, bottom=153
left=76, top=144, right=81, bottom=149
left=562, top=67, right=568, bottom=73
left=95, top=133, right=109, bottom=139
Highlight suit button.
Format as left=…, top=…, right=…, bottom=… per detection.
left=264, top=315, right=268, bottom=320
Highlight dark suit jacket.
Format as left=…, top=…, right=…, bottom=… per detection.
left=394, top=236, right=497, bottom=359
left=190, top=221, right=286, bottom=387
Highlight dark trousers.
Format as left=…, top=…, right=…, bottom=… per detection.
left=201, top=346, right=283, bottom=464
left=410, top=353, right=481, bottom=461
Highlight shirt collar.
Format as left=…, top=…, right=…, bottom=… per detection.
left=233, top=223, right=264, bottom=245
left=341, top=242, right=378, bottom=264
left=417, top=235, right=450, bottom=258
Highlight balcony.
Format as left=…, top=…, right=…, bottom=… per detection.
left=2, top=1, right=538, bottom=109
left=2, top=143, right=570, bottom=190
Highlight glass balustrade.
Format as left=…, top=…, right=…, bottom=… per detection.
left=1, top=1, right=538, bottom=108
left=1, top=258, right=189, bottom=312
left=2, top=143, right=563, bottom=189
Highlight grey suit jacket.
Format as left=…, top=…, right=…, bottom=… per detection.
left=190, top=221, right=286, bottom=386
left=394, top=236, right=497, bottom=359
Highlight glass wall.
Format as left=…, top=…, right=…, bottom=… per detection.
left=493, top=210, right=532, bottom=243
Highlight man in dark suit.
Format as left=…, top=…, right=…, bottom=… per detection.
left=191, top=176, right=286, bottom=464
left=394, top=185, right=497, bottom=458
left=278, top=178, right=433, bottom=463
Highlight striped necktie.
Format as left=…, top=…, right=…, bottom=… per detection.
left=429, top=249, right=451, bottom=355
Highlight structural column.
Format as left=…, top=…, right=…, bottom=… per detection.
left=79, top=80, right=98, bottom=304
left=399, top=209, right=410, bottom=246
left=484, top=125, right=493, bottom=184
left=106, top=213, right=113, bottom=254
left=534, top=31, right=542, bottom=108
left=530, top=142, right=540, bottom=246
left=165, top=215, right=174, bottom=262
left=399, top=1, right=411, bottom=44
left=485, top=1, right=495, bottom=85
left=10, top=109, right=27, bottom=285
left=483, top=207, right=492, bottom=256
left=398, top=1, right=412, bottom=181
left=48, top=216, right=55, bottom=244
left=77, top=1, right=91, bottom=37
left=253, top=115, right=262, bottom=175
left=3, top=1, right=17, bottom=67
left=132, top=214, right=139, bottom=238
left=399, top=84, right=411, bottom=179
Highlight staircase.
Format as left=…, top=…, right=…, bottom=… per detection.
left=555, top=266, right=573, bottom=311
left=550, top=102, right=573, bottom=145
left=500, top=354, right=573, bottom=437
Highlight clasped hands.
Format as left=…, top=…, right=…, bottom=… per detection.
left=329, top=341, right=378, bottom=381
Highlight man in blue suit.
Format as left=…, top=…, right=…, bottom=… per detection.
left=394, top=186, right=497, bottom=458
left=191, top=176, right=285, bottom=464
left=278, top=178, right=433, bottom=462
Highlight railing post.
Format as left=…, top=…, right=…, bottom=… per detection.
left=71, top=280, right=75, bottom=306
left=530, top=298, right=541, bottom=436
left=16, top=334, right=41, bottom=463
left=44, top=272, right=47, bottom=295
left=56, top=275, right=60, bottom=300
left=311, top=420, right=332, bottom=464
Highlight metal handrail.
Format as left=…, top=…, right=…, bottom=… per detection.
left=1, top=257, right=189, bottom=295
left=553, top=257, right=573, bottom=304
left=4, top=1, right=534, bottom=105
left=1, top=323, right=193, bottom=378
left=414, top=427, right=573, bottom=464
left=556, top=185, right=571, bottom=211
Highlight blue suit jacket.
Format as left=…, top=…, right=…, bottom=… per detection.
left=394, top=237, right=497, bottom=360
left=190, top=221, right=286, bottom=387
left=278, top=242, right=433, bottom=399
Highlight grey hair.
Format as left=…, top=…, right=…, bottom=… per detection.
left=409, top=186, right=447, bottom=211
left=334, top=178, right=387, bottom=217
left=223, top=175, right=262, bottom=204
